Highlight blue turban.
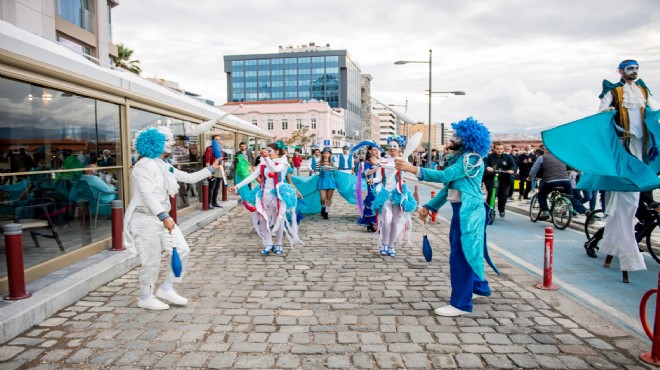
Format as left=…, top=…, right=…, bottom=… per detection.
left=618, top=60, right=638, bottom=70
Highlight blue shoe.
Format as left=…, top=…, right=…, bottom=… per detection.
left=380, top=245, right=388, bottom=255
left=275, top=245, right=283, bottom=255
left=388, top=248, right=396, bottom=257
left=261, top=245, right=273, bottom=255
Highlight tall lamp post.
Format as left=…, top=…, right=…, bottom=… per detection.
left=395, top=50, right=465, bottom=167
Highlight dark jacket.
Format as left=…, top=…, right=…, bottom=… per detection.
left=483, top=153, right=517, bottom=184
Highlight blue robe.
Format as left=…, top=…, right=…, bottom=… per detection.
left=421, top=152, right=499, bottom=281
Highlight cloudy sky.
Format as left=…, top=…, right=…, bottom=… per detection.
left=113, top=0, right=659, bottom=133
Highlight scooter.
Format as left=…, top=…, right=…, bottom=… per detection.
left=488, top=172, right=499, bottom=225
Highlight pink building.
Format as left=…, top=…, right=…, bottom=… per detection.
left=222, top=100, right=346, bottom=153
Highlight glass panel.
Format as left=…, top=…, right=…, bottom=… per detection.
left=0, top=76, right=123, bottom=277
left=129, top=108, right=202, bottom=210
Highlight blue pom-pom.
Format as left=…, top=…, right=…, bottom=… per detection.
left=135, top=128, right=166, bottom=159
left=169, top=167, right=174, bottom=173
left=171, top=248, right=182, bottom=277
left=277, top=183, right=298, bottom=210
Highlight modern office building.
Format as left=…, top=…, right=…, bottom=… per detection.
left=224, top=44, right=363, bottom=145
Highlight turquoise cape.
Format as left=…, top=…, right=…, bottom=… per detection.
left=422, top=152, right=499, bottom=281
left=290, top=171, right=365, bottom=214
left=542, top=109, right=660, bottom=192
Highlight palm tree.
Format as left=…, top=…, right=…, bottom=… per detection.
left=112, top=43, right=142, bottom=75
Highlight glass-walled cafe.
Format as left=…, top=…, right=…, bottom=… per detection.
left=0, top=37, right=270, bottom=290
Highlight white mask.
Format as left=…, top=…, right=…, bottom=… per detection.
left=157, top=126, right=175, bottom=154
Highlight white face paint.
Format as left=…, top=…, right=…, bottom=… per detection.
left=157, top=126, right=175, bottom=154
left=621, top=65, right=639, bottom=80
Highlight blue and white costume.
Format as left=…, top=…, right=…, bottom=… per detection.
left=372, top=136, right=417, bottom=256
left=335, top=150, right=353, bottom=174
left=356, top=160, right=378, bottom=228
left=234, top=156, right=301, bottom=254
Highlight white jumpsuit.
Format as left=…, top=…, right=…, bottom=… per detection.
left=123, top=157, right=212, bottom=295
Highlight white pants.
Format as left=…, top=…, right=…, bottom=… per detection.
left=601, top=136, right=646, bottom=271
left=130, top=213, right=190, bottom=294
left=379, top=202, right=403, bottom=247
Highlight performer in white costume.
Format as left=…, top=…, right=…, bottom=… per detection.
left=124, top=126, right=221, bottom=310
left=335, top=145, right=354, bottom=174
left=372, top=135, right=418, bottom=257
left=229, top=142, right=302, bottom=255
left=597, top=59, right=659, bottom=277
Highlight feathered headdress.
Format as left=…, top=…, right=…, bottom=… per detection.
left=386, top=134, right=406, bottom=148
left=452, top=117, right=491, bottom=156
left=275, top=140, right=288, bottom=150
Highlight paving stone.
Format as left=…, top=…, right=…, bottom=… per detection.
left=482, top=354, right=515, bottom=369
left=429, top=353, right=457, bottom=368
left=584, top=356, right=617, bottom=369
left=178, top=352, right=210, bottom=367
left=557, top=355, right=589, bottom=369
left=207, top=353, right=237, bottom=369
left=534, top=354, right=567, bottom=369
left=454, top=353, right=484, bottom=368
left=0, top=346, right=24, bottom=361
left=508, top=354, right=539, bottom=369
left=374, top=353, right=405, bottom=368
left=327, top=355, right=351, bottom=368
left=399, top=353, right=428, bottom=368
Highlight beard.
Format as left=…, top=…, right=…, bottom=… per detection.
left=446, top=140, right=461, bottom=151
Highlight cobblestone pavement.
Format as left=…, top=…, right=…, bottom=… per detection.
left=0, top=195, right=653, bottom=369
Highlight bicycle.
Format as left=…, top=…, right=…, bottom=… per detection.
left=584, top=207, right=660, bottom=263
left=528, top=185, right=573, bottom=230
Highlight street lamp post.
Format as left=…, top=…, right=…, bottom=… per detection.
left=396, top=51, right=465, bottom=167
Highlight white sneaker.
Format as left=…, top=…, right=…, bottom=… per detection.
left=472, top=293, right=488, bottom=300
left=434, top=305, right=469, bottom=317
left=156, top=287, right=188, bottom=306
left=137, top=296, right=170, bottom=310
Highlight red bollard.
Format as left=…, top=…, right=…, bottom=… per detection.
left=169, top=196, right=177, bottom=224
left=639, top=271, right=660, bottom=365
left=3, top=224, right=32, bottom=300
left=110, top=200, right=124, bottom=251
left=202, top=180, right=209, bottom=211
left=430, top=191, right=437, bottom=223
left=536, top=227, right=559, bottom=291
left=221, top=179, right=228, bottom=201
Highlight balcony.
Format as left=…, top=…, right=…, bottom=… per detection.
left=56, top=0, right=95, bottom=33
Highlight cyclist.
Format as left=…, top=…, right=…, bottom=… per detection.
left=528, top=150, right=586, bottom=220
left=483, top=142, right=517, bottom=218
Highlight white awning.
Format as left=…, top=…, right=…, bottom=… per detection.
left=0, top=20, right=271, bottom=138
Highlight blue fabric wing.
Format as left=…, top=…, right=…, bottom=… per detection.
left=290, top=175, right=321, bottom=214
left=542, top=110, right=660, bottom=192
left=333, top=171, right=360, bottom=205
left=211, top=140, right=223, bottom=159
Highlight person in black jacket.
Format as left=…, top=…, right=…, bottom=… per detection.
left=516, top=145, right=536, bottom=199
left=483, top=142, right=517, bottom=217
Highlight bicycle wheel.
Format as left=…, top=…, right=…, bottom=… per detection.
left=552, top=196, right=572, bottom=230
left=584, top=209, right=605, bottom=240
left=529, top=194, right=540, bottom=222
left=644, top=224, right=660, bottom=264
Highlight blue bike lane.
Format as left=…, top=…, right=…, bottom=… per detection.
left=407, top=174, right=659, bottom=340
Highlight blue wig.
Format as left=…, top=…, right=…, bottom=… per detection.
left=135, top=128, right=166, bottom=159
left=452, top=117, right=491, bottom=156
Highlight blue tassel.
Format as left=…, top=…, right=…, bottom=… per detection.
left=422, top=236, right=433, bottom=262
left=171, top=247, right=182, bottom=277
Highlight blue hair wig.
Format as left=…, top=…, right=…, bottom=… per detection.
left=135, top=128, right=166, bottom=159
left=452, top=117, right=491, bottom=156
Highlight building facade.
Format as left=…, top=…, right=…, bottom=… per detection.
left=360, top=74, right=373, bottom=141
left=224, top=44, right=362, bottom=145
left=221, top=100, right=345, bottom=153
left=372, top=103, right=396, bottom=147
left=1, top=0, right=119, bottom=66
left=398, top=122, right=445, bottom=151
